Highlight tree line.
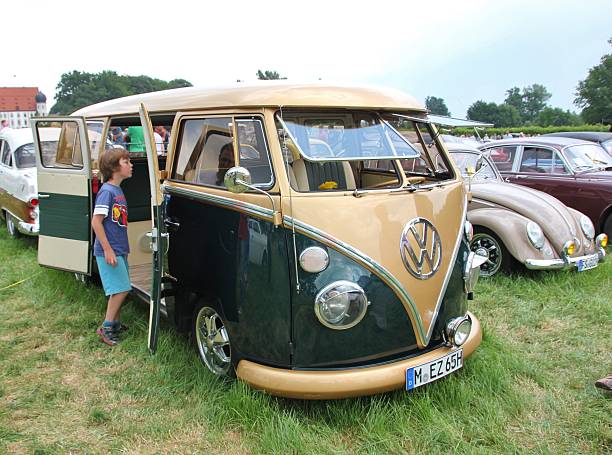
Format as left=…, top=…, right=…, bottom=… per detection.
left=427, top=38, right=611, bottom=127
left=49, top=38, right=610, bottom=127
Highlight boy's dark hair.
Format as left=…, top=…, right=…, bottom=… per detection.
left=99, top=148, right=130, bottom=180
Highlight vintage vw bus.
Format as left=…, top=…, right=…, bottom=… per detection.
left=32, top=83, right=484, bottom=399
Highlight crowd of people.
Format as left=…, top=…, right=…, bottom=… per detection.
left=109, top=125, right=170, bottom=154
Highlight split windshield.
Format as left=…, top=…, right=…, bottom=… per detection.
left=275, top=110, right=455, bottom=193
left=276, top=111, right=420, bottom=161
left=450, top=152, right=499, bottom=181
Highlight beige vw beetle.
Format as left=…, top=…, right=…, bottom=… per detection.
left=447, top=142, right=607, bottom=276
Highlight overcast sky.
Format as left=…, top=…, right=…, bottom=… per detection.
left=3, top=0, right=611, bottom=117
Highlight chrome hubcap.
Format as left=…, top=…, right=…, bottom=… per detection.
left=6, top=216, right=16, bottom=236
left=471, top=234, right=502, bottom=276
left=195, top=307, right=231, bottom=375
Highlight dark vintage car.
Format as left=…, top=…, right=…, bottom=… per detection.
left=447, top=143, right=606, bottom=275
left=542, top=132, right=612, bottom=156
left=479, top=137, right=612, bottom=237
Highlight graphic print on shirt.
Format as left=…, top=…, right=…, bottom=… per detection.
left=112, top=202, right=128, bottom=227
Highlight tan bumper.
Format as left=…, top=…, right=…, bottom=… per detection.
left=237, top=312, right=482, bottom=400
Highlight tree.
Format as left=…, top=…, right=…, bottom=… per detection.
left=496, top=104, right=522, bottom=128
left=522, top=84, right=552, bottom=123
left=425, top=96, right=450, bottom=116
left=256, top=70, right=287, bottom=80
left=575, top=43, right=612, bottom=124
left=504, top=87, right=524, bottom=121
left=466, top=101, right=520, bottom=127
left=50, top=71, right=193, bottom=114
left=536, top=107, right=581, bottom=126
left=467, top=101, right=499, bottom=124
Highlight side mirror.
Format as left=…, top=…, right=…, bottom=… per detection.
left=224, top=166, right=252, bottom=194
left=475, top=156, right=485, bottom=172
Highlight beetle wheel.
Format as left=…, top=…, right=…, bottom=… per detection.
left=470, top=230, right=511, bottom=277
left=193, top=305, right=234, bottom=377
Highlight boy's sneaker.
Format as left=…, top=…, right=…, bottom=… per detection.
left=96, top=326, right=119, bottom=346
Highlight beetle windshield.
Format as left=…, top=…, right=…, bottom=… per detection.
left=601, top=138, right=612, bottom=156
left=14, top=143, right=38, bottom=168
left=564, top=144, right=612, bottom=170
left=450, top=151, right=500, bottom=181
left=276, top=110, right=420, bottom=161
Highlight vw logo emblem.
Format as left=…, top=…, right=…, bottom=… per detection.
left=400, top=218, right=442, bottom=280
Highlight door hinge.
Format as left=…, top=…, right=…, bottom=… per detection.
left=289, top=341, right=295, bottom=356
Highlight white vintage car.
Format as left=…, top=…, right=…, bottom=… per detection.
left=0, top=127, right=60, bottom=237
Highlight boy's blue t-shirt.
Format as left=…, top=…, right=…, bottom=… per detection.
left=93, top=183, right=130, bottom=256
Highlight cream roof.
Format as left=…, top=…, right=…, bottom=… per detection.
left=72, top=82, right=426, bottom=117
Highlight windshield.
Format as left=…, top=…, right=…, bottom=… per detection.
left=602, top=139, right=612, bottom=156
left=276, top=111, right=420, bottom=161
left=450, top=152, right=499, bottom=181
left=14, top=143, right=38, bottom=168
left=564, top=144, right=612, bottom=170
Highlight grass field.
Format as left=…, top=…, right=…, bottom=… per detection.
left=0, top=229, right=610, bottom=454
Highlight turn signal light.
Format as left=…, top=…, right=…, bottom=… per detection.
left=563, top=240, right=575, bottom=257
left=597, top=233, right=608, bottom=249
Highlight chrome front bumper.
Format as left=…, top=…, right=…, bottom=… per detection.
left=525, top=249, right=606, bottom=271
left=17, top=220, right=39, bottom=236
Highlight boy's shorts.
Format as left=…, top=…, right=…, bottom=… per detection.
left=95, top=255, right=132, bottom=296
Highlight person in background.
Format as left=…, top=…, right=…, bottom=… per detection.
left=125, top=126, right=145, bottom=152
left=0, top=119, right=8, bottom=131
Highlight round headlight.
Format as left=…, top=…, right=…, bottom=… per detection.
left=464, top=220, right=474, bottom=242
left=314, top=281, right=368, bottom=330
left=445, top=316, right=472, bottom=347
left=526, top=221, right=545, bottom=249
left=579, top=215, right=595, bottom=240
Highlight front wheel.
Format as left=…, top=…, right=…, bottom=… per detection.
left=470, top=228, right=514, bottom=277
left=192, top=304, right=235, bottom=378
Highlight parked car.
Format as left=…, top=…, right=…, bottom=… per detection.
left=447, top=143, right=607, bottom=276
left=31, top=83, right=486, bottom=399
left=542, top=132, right=612, bottom=156
left=479, top=137, right=612, bottom=238
left=0, top=127, right=60, bottom=237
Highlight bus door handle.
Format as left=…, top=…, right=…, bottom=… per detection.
left=164, top=218, right=180, bottom=231
left=38, top=194, right=51, bottom=198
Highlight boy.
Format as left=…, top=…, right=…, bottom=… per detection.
left=91, top=148, right=133, bottom=346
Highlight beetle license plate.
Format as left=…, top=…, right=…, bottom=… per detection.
left=577, top=254, right=598, bottom=272
left=406, top=349, right=463, bottom=390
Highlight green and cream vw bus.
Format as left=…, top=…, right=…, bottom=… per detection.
left=32, top=83, right=484, bottom=399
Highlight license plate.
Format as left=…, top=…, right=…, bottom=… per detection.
left=577, top=254, right=598, bottom=272
left=406, top=349, right=463, bottom=390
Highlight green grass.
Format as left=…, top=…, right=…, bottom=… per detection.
left=0, top=228, right=610, bottom=454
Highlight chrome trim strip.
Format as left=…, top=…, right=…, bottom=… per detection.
left=283, top=215, right=428, bottom=346
left=426, top=197, right=467, bottom=343
left=162, top=184, right=274, bottom=221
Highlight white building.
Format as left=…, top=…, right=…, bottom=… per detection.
left=0, top=87, right=47, bottom=129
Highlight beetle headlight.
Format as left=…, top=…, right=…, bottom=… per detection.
left=579, top=215, right=595, bottom=240
left=314, top=281, right=368, bottom=330
left=526, top=221, right=545, bottom=249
